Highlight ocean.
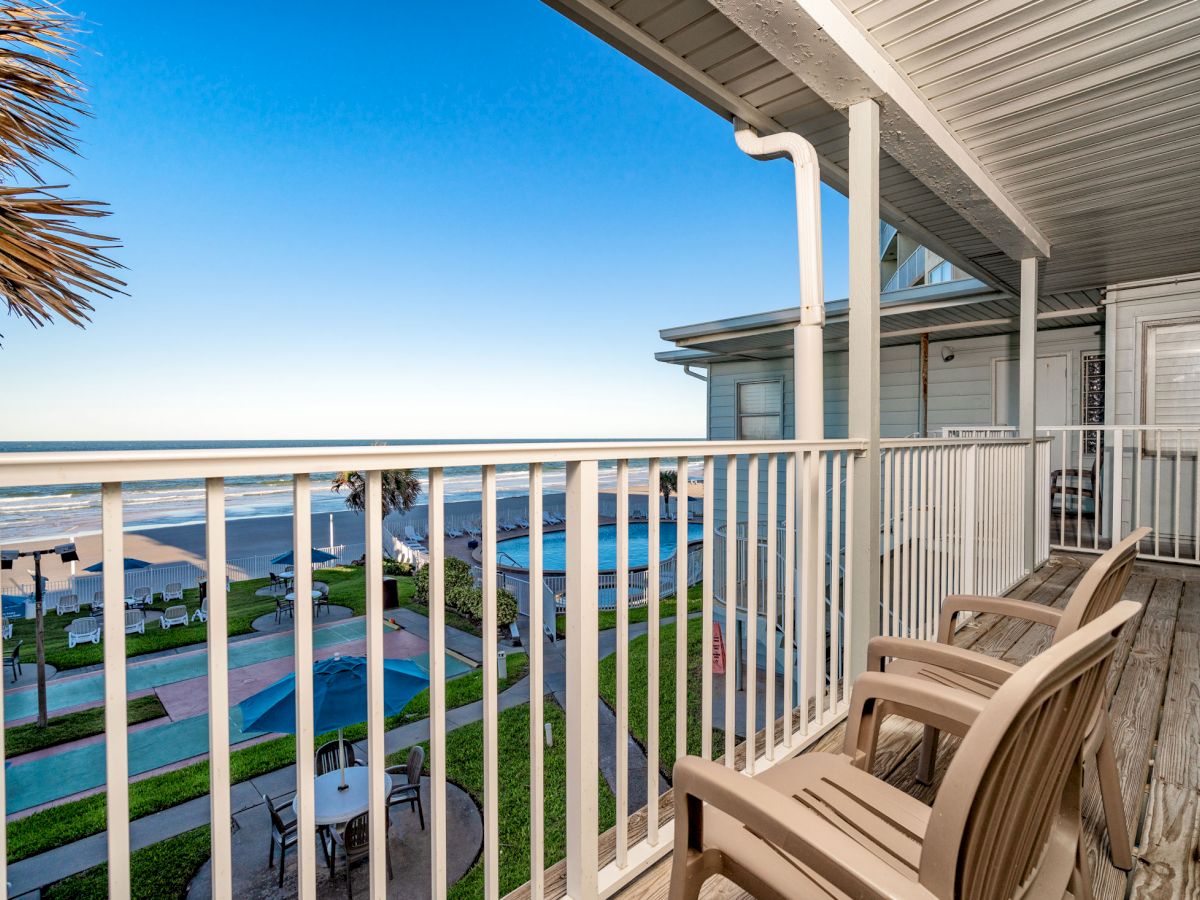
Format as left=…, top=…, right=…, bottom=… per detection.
left=0, top=440, right=683, bottom=543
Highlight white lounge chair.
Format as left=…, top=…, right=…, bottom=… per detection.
left=125, top=609, right=145, bottom=635
left=56, top=593, right=80, bottom=616
left=160, top=604, right=188, bottom=629
left=515, top=517, right=529, bottom=529
left=129, top=586, right=152, bottom=609
left=404, top=526, right=426, bottom=547
left=91, top=591, right=104, bottom=613
left=162, top=582, right=184, bottom=603
left=446, top=524, right=464, bottom=539
left=192, top=597, right=208, bottom=623
left=68, top=616, right=101, bottom=648
left=465, top=522, right=481, bottom=538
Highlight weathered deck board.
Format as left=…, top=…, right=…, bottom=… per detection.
left=531, top=554, right=1200, bottom=900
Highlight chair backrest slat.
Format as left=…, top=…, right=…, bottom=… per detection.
left=920, top=601, right=1141, bottom=900
left=1054, top=526, right=1149, bottom=642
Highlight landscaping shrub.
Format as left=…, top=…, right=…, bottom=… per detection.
left=414, top=557, right=517, bottom=626
left=413, top=556, right=475, bottom=600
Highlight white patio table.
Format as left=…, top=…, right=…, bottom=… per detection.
left=295, top=767, right=392, bottom=826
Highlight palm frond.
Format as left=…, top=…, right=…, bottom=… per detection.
left=0, top=3, right=123, bottom=330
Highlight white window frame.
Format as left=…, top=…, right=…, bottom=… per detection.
left=1140, top=316, right=1200, bottom=455
left=736, top=378, right=784, bottom=440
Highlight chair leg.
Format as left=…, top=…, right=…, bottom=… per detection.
left=279, top=844, right=287, bottom=888
left=268, top=834, right=275, bottom=868
left=417, top=794, right=425, bottom=830
left=1071, top=828, right=1095, bottom=900
left=917, top=725, right=939, bottom=785
left=345, top=855, right=353, bottom=900
left=1095, top=729, right=1134, bottom=870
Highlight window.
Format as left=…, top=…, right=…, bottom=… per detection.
left=927, top=260, right=954, bottom=284
left=737, top=380, right=783, bottom=440
left=1142, top=319, right=1200, bottom=453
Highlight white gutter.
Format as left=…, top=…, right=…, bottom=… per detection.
left=733, top=119, right=825, bottom=440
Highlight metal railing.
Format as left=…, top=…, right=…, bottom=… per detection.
left=883, top=245, right=925, bottom=293
left=0, top=435, right=1053, bottom=897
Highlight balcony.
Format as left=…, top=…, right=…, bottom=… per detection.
left=0, top=436, right=1193, bottom=898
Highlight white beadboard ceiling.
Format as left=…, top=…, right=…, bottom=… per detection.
left=545, top=0, right=1200, bottom=297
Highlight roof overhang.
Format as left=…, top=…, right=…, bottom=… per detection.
left=656, top=280, right=1104, bottom=364
left=544, top=0, right=1200, bottom=295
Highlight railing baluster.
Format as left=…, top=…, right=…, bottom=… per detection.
left=646, top=457, right=661, bottom=836
left=829, top=452, right=842, bottom=716
left=841, top=452, right=855, bottom=713
left=1059, top=430, right=1067, bottom=548
left=1093, top=429, right=1101, bottom=551
left=1155, top=430, right=1163, bottom=557
left=527, top=464, right=546, bottom=889
left=428, top=469, right=448, bottom=899
left=724, top=454, right=737, bottom=765
left=1076, top=430, right=1084, bottom=550
left=782, top=452, right=796, bottom=749
left=881, top=449, right=893, bottom=636
left=615, top=459, right=629, bottom=867
left=815, top=451, right=827, bottom=726
left=481, top=465, right=500, bottom=898
left=365, top=470, right=387, bottom=894
left=701, top=456, right=715, bottom=760
left=1175, top=430, right=1182, bottom=560
left=764, top=454, right=778, bottom=758
left=676, top=455, right=689, bottom=766
left=204, top=478, right=232, bottom=900
left=291, top=475, right=316, bottom=900
left=564, top=460, right=599, bottom=898
left=744, top=453, right=759, bottom=772
left=799, top=450, right=816, bottom=738
left=101, top=482, right=131, bottom=899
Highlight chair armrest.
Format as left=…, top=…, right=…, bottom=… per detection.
left=938, top=594, right=1063, bottom=644
left=673, top=757, right=931, bottom=900
left=868, top=636, right=1018, bottom=684
left=842, top=672, right=986, bottom=766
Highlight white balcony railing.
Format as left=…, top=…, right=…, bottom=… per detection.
left=0, top=436, right=1051, bottom=898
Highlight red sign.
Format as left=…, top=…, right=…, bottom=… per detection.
left=712, top=622, right=726, bottom=675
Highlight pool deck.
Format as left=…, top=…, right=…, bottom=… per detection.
left=4, top=612, right=476, bottom=816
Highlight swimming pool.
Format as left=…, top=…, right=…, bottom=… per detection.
left=497, top=521, right=704, bottom=573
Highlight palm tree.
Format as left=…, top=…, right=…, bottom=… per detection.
left=659, top=468, right=678, bottom=519
left=332, top=469, right=422, bottom=518
left=0, top=3, right=123, bottom=332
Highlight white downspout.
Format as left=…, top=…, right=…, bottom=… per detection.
left=733, top=118, right=825, bottom=440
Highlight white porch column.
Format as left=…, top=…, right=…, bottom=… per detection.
left=847, top=100, right=880, bottom=678
left=1019, top=258, right=1038, bottom=571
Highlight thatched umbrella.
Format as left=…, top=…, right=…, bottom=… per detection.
left=0, top=2, right=123, bottom=331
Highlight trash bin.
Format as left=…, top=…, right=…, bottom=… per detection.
left=382, top=576, right=398, bottom=610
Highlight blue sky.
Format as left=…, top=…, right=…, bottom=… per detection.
left=1, top=1, right=850, bottom=440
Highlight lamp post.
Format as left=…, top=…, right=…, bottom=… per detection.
left=2, top=542, right=78, bottom=727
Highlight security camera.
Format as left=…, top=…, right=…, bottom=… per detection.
left=941, top=346, right=956, bottom=363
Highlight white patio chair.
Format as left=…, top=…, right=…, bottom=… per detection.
left=67, top=616, right=102, bottom=648
left=160, top=604, right=188, bottom=629
left=129, top=586, right=152, bottom=609
left=91, top=591, right=104, bottom=613
left=56, top=593, right=80, bottom=616
left=162, top=582, right=184, bottom=603
left=445, top=524, right=464, bottom=539
left=192, top=596, right=208, bottom=623
left=124, top=609, right=145, bottom=635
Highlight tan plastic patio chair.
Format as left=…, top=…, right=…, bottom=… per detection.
left=669, top=601, right=1140, bottom=900
left=865, top=526, right=1149, bottom=870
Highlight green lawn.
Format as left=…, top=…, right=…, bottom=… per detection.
left=43, top=826, right=211, bottom=900
left=15, top=567, right=408, bottom=672
left=598, top=615, right=722, bottom=779
left=7, top=654, right=528, bottom=864
left=556, top=582, right=703, bottom=636
left=388, top=700, right=617, bottom=899
left=6, top=695, right=166, bottom=758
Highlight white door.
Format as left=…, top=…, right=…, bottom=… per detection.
left=993, top=355, right=1069, bottom=427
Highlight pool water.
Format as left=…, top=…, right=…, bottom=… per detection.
left=497, top=522, right=704, bottom=573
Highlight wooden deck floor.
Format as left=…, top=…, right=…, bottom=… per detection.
left=618, top=552, right=1200, bottom=899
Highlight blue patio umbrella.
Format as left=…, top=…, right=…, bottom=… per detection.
left=270, top=548, right=338, bottom=567
left=83, top=557, right=152, bottom=572
left=236, top=655, right=429, bottom=789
